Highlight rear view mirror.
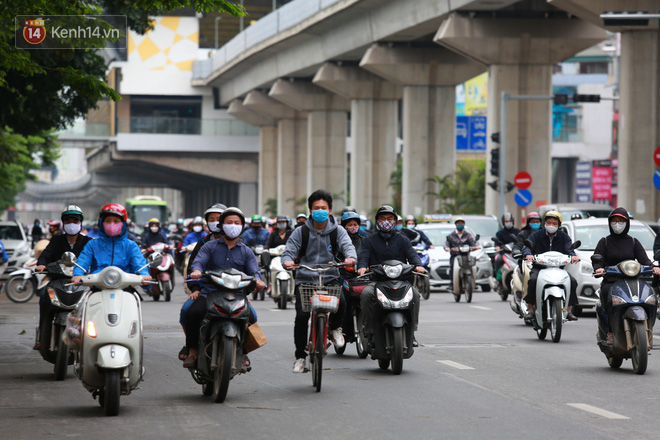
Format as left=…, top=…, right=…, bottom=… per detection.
left=148, top=252, right=163, bottom=267
left=491, top=236, right=498, bottom=242
left=655, top=250, right=660, bottom=261
left=474, top=234, right=480, bottom=241
left=591, top=254, right=604, bottom=264
left=524, top=239, right=535, bottom=253
left=512, top=249, right=522, bottom=259
left=510, top=234, right=520, bottom=243
left=62, top=252, right=76, bottom=267
left=570, top=240, right=581, bottom=251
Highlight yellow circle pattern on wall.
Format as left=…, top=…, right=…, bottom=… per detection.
left=128, top=17, right=199, bottom=71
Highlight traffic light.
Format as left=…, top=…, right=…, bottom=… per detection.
left=572, top=94, right=601, bottom=103
left=554, top=94, right=569, bottom=105
left=490, top=148, right=500, bottom=177
left=490, top=132, right=500, bottom=143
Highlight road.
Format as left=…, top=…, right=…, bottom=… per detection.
left=1, top=279, right=659, bottom=439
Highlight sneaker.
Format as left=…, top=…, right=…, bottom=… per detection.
left=330, top=328, right=345, bottom=349
left=524, top=308, right=535, bottom=320
left=292, top=358, right=306, bottom=373
left=412, top=337, right=419, bottom=348
left=566, top=312, right=578, bottom=321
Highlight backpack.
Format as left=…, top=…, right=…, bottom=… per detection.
left=295, top=224, right=339, bottom=263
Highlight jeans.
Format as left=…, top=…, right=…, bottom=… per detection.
left=360, top=283, right=420, bottom=336
left=294, top=281, right=345, bottom=359
left=525, top=267, right=578, bottom=307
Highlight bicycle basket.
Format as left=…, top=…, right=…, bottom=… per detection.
left=343, top=277, right=371, bottom=297
left=299, top=284, right=341, bottom=313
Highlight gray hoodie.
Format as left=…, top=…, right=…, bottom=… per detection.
left=282, top=215, right=357, bottom=285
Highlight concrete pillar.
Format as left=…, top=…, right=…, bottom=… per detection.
left=269, top=80, right=349, bottom=211
left=360, top=45, right=485, bottom=216
left=313, top=63, right=402, bottom=215
left=227, top=99, right=277, bottom=214
left=435, top=14, right=607, bottom=218
left=243, top=90, right=307, bottom=215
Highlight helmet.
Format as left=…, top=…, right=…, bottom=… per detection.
left=276, top=215, right=288, bottom=223
left=405, top=214, right=416, bottom=224
left=341, top=211, right=360, bottom=226
left=47, top=220, right=60, bottom=227
left=148, top=218, right=160, bottom=227
left=526, top=211, right=541, bottom=222
left=192, top=216, right=204, bottom=225
left=501, top=212, right=514, bottom=224
left=454, top=216, right=465, bottom=224
left=220, top=207, right=246, bottom=227
left=61, top=205, right=83, bottom=221
left=544, top=210, right=562, bottom=226
left=251, top=215, right=263, bottom=224
left=570, top=213, right=583, bottom=220
left=375, top=205, right=397, bottom=221
left=360, top=215, right=367, bottom=226
left=296, top=213, right=307, bottom=220
left=100, top=203, right=127, bottom=221
left=396, top=215, right=403, bottom=222
left=204, top=203, right=227, bottom=221
left=342, top=206, right=357, bottom=214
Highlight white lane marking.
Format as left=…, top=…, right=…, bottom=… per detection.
left=469, top=305, right=492, bottom=310
left=653, top=335, right=660, bottom=340
left=567, top=403, right=629, bottom=420
left=437, top=360, right=475, bottom=370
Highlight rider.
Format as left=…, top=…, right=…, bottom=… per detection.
left=71, top=203, right=152, bottom=286
left=521, top=210, right=579, bottom=321
left=282, top=190, right=357, bottom=373
left=31, top=219, right=44, bottom=245
left=357, top=205, right=424, bottom=347
left=242, top=215, right=270, bottom=247
left=444, top=217, right=478, bottom=293
left=182, top=216, right=207, bottom=247
left=141, top=218, right=171, bottom=248
left=185, top=207, right=265, bottom=370
left=34, top=205, right=93, bottom=350
left=514, top=212, right=542, bottom=268
left=404, top=215, right=434, bottom=248
left=492, top=212, right=520, bottom=286
left=262, top=215, right=293, bottom=272
left=593, top=208, right=659, bottom=345
left=47, top=220, right=61, bottom=238
left=295, top=213, right=307, bottom=228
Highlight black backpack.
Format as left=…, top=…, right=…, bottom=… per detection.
left=295, top=224, right=339, bottom=263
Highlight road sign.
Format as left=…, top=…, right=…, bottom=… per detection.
left=654, top=169, right=660, bottom=190
left=654, top=147, right=660, bottom=167
left=514, top=171, right=532, bottom=190
left=514, top=189, right=532, bottom=207
left=456, top=116, right=487, bottom=151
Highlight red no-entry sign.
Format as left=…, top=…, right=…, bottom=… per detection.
left=514, top=171, right=532, bottom=190
left=654, top=146, right=660, bottom=167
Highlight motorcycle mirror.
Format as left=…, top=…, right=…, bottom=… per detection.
left=523, top=239, right=535, bottom=253
left=61, top=252, right=76, bottom=267
left=148, top=252, right=163, bottom=267
left=512, top=249, right=522, bottom=258
left=591, top=254, right=604, bottom=263
left=570, top=240, right=581, bottom=251
left=655, top=250, right=660, bottom=261
left=509, top=234, right=520, bottom=243
left=491, top=236, right=498, bottom=242
left=474, top=234, right=480, bottom=241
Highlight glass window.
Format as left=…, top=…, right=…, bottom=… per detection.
left=574, top=224, right=655, bottom=251
left=464, top=219, right=499, bottom=239
left=0, top=225, right=24, bottom=240
left=419, top=227, right=453, bottom=246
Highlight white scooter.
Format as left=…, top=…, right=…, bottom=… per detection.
left=5, top=257, right=48, bottom=303
left=63, top=251, right=161, bottom=416
left=268, top=245, right=294, bottom=309
left=522, top=240, right=581, bottom=343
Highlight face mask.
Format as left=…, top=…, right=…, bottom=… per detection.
left=105, top=222, right=123, bottom=237
left=63, top=223, right=81, bottom=236
left=193, top=225, right=203, bottom=233
left=277, top=222, right=287, bottom=230
left=346, top=226, right=359, bottom=235
left=530, top=223, right=541, bottom=231
left=150, top=226, right=159, bottom=233
left=545, top=225, right=558, bottom=234
left=311, top=210, right=329, bottom=223
left=208, top=221, right=221, bottom=233
left=377, top=219, right=396, bottom=232
left=360, top=226, right=366, bottom=231
left=223, top=224, right=243, bottom=239
left=504, top=222, right=513, bottom=229
left=406, top=224, right=415, bottom=229
left=395, top=224, right=403, bottom=231
left=611, top=222, right=626, bottom=235
left=456, top=224, right=465, bottom=231
left=252, top=225, right=261, bottom=230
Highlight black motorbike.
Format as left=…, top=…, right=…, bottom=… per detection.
left=361, top=260, right=416, bottom=375
left=592, top=255, right=657, bottom=375
left=188, top=268, right=256, bottom=403
left=36, top=260, right=87, bottom=380
left=338, top=272, right=370, bottom=358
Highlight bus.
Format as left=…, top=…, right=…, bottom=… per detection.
left=125, top=196, right=169, bottom=231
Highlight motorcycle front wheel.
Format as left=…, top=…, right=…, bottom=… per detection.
left=391, top=327, right=404, bottom=375
left=420, top=277, right=430, bottom=300
left=213, top=336, right=235, bottom=403
left=550, top=299, right=563, bottom=343
left=54, top=331, right=68, bottom=381
left=5, top=277, right=36, bottom=303
left=464, top=275, right=473, bottom=303
left=103, top=369, right=121, bottom=416
left=356, top=315, right=368, bottom=359
left=279, top=280, right=288, bottom=310
left=631, top=320, right=648, bottom=375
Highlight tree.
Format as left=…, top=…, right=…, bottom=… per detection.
left=388, top=157, right=402, bottom=214
left=427, top=159, right=485, bottom=214
left=0, top=0, right=245, bottom=215
left=264, top=197, right=277, bottom=218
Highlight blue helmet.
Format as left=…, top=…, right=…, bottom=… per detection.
left=341, top=211, right=361, bottom=227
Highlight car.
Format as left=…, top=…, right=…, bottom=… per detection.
left=0, top=220, right=31, bottom=280
left=559, top=218, right=656, bottom=314
left=538, top=203, right=613, bottom=220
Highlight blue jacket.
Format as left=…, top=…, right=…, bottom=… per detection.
left=241, top=227, right=270, bottom=247
left=73, top=220, right=149, bottom=277
left=183, top=230, right=207, bottom=247
left=0, top=240, right=7, bottom=264
left=522, top=229, right=576, bottom=257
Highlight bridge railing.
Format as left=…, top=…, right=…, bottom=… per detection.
left=193, top=0, right=343, bottom=80
left=116, top=117, right=259, bottom=136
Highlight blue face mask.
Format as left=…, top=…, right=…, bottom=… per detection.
left=530, top=223, right=541, bottom=231
left=311, top=210, right=329, bottom=223
left=360, top=226, right=366, bottom=231
left=395, top=224, right=403, bottom=231
left=456, top=224, right=465, bottom=231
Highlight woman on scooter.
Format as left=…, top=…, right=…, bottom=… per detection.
left=593, top=208, right=660, bottom=345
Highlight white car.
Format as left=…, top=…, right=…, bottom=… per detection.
left=0, top=221, right=32, bottom=280
left=559, top=218, right=656, bottom=313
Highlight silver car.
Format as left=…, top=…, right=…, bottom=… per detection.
left=559, top=218, right=656, bottom=313
left=0, top=221, right=31, bottom=280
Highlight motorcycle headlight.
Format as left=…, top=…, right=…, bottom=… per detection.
left=48, top=287, right=61, bottom=307
left=645, top=295, right=657, bottom=305
left=230, top=299, right=246, bottom=312
left=612, top=295, right=626, bottom=305
left=383, top=264, right=403, bottom=279
left=376, top=288, right=394, bottom=308
left=211, top=273, right=246, bottom=289
left=101, top=268, right=122, bottom=289
left=459, top=245, right=470, bottom=253
left=579, top=261, right=593, bottom=275
left=619, top=261, right=641, bottom=277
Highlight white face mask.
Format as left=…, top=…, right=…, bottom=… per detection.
left=545, top=225, right=558, bottom=234
left=504, top=221, right=513, bottom=229
left=150, top=226, right=159, bottom=233
left=193, top=225, right=203, bottom=233
left=208, top=221, right=221, bottom=233
left=63, top=223, right=81, bottom=236
left=277, top=222, right=287, bottom=230
left=223, top=224, right=243, bottom=239
left=611, top=222, right=626, bottom=235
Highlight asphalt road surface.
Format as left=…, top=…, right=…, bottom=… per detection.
left=2, top=278, right=660, bottom=439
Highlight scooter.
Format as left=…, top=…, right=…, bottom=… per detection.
left=360, top=260, right=417, bottom=375
left=592, top=255, right=656, bottom=375
left=143, top=242, right=175, bottom=302
left=36, top=260, right=87, bottom=380
left=413, top=243, right=431, bottom=300
left=5, top=257, right=48, bottom=303
left=523, top=239, right=581, bottom=343
left=268, top=245, right=294, bottom=309
left=250, top=245, right=267, bottom=301
left=339, top=274, right=369, bottom=358
left=488, top=240, right=518, bottom=301
left=187, top=268, right=256, bottom=403
left=182, top=243, right=197, bottom=295
left=62, top=251, right=161, bottom=416
left=510, top=251, right=533, bottom=325
left=451, top=244, right=479, bottom=303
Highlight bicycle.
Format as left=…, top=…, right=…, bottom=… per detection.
left=294, top=262, right=350, bottom=392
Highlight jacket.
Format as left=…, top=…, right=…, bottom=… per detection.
left=73, top=221, right=149, bottom=276
left=495, top=227, right=520, bottom=246
left=358, top=231, right=422, bottom=270
left=522, top=228, right=576, bottom=257
left=37, top=233, right=93, bottom=266
left=183, top=230, right=207, bottom=247
left=282, top=216, right=357, bottom=285
left=0, top=240, right=7, bottom=264
left=266, top=228, right=292, bottom=249
left=241, top=227, right=270, bottom=247
left=140, top=230, right=170, bottom=248
left=444, top=230, right=477, bottom=249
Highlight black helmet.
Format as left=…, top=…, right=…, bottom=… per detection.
left=219, top=207, right=245, bottom=227
left=276, top=215, right=288, bottom=223
left=570, top=213, right=583, bottom=220
left=375, top=205, right=397, bottom=221
left=204, top=203, right=227, bottom=221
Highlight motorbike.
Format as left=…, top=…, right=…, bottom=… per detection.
left=451, top=243, right=479, bottom=303
left=510, top=251, right=533, bottom=324
left=63, top=251, right=161, bottom=416
left=36, top=260, right=88, bottom=380
left=5, top=256, right=48, bottom=303
left=170, top=232, right=185, bottom=274
left=143, top=242, right=175, bottom=301
left=339, top=274, right=370, bottom=358
left=488, top=239, right=518, bottom=301
left=413, top=243, right=431, bottom=300
left=250, top=245, right=267, bottom=301
left=592, top=254, right=656, bottom=375
left=360, top=260, right=417, bottom=375
left=182, top=243, right=197, bottom=295
left=522, top=239, right=581, bottom=343
left=268, top=245, right=294, bottom=309
left=186, top=268, right=256, bottom=403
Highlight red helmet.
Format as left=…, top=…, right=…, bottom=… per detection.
left=100, top=203, right=127, bottom=221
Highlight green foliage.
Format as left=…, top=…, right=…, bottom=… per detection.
left=388, top=157, right=402, bottom=214
left=264, top=197, right=277, bottom=218
left=427, top=159, right=485, bottom=215
left=287, top=195, right=308, bottom=214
